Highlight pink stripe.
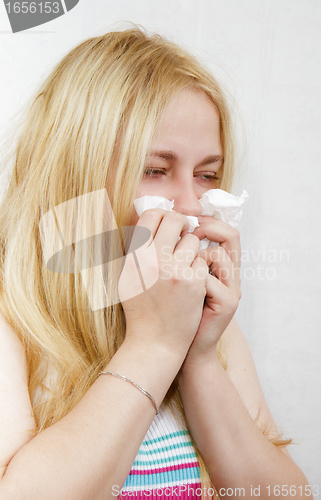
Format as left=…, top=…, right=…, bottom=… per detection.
left=119, top=482, right=203, bottom=500
left=129, top=461, right=199, bottom=476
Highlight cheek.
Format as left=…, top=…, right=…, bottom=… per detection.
left=135, top=181, right=156, bottom=199
left=135, top=176, right=168, bottom=200
left=135, top=183, right=145, bottom=199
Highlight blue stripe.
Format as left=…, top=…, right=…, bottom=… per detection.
left=141, top=430, right=189, bottom=446
left=133, top=452, right=197, bottom=467
left=137, top=441, right=193, bottom=456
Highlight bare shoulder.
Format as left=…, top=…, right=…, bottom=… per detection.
left=220, top=318, right=289, bottom=448
left=0, top=310, right=35, bottom=475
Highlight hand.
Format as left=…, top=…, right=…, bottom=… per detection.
left=118, top=209, right=209, bottom=358
left=183, top=216, right=242, bottom=363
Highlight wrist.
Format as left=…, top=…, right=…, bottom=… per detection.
left=123, top=323, right=191, bottom=369
left=182, top=342, right=220, bottom=369
left=105, top=334, right=185, bottom=410
left=178, top=346, right=222, bottom=384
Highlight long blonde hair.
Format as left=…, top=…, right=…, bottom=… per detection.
left=0, top=26, right=281, bottom=497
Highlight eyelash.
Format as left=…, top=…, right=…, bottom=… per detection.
left=143, top=169, right=219, bottom=182
left=198, top=173, right=220, bottom=182
left=143, top=169, right=166, bottom=177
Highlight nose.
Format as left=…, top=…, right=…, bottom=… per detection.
left=170, top=177, right=203, bottom=217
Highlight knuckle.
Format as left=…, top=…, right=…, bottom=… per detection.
left=211, top=246, right=225, bottom=262
left=197, top=249, right=207, bottom=259
left=143, top=208, right=166, bottom=218
left=184, top=233, right=200, bottom=245
left=231, top=228, right=240, bottom=241
left=208, top=247, right=219, bottom=260
left=195, top=255, right=208, bottom=270
left=166, top=211, right=186, bottom=224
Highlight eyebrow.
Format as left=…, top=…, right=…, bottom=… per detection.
left=148, top=150, right=223, bottom=167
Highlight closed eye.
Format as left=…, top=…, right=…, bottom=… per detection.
left=143, top=168, right=166, bottom=177
left=143, top=169, right=220, bottom=184
left=196, top=172, right=219, bottom=182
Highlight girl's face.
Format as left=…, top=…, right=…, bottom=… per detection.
left=135, top=88, right=223, bottom=219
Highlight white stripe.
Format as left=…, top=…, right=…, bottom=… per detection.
left=139, top=433, right=192, bottom=448
left=60, top=0, right=67, bottom=14
left=132, top=456, right=198, bottom=470
left=135, top=446, right=197, bottom=467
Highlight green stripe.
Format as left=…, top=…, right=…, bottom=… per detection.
left=142, top=430, right=189, bottom=446
left=133, top=452, right=197, bottom=467
left=137, top=441, right=193, bottom=456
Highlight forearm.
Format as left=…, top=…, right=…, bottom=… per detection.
left=178, top=357, right=311, bottom=500
left=0, top=338, right=183, bottom=500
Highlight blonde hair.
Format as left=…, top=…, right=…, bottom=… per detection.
left=0, top=26, right=287, bottom=498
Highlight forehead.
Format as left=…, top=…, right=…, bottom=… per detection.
left=151, top=88, right=221, bottom=153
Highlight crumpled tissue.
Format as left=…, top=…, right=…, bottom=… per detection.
left=134, top=189, right=248, bottom=250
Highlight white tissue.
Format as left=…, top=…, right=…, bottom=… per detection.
left=134, top=189, right=248, bottom=250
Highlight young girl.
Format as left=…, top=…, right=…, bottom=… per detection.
left=0, top=27, right=310, bottom=499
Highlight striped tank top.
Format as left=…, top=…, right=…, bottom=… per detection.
left=119, top=405, right=202, bottom=499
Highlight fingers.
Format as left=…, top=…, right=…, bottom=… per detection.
left=172, top=233, right=201, bottom=269
left=204, top=272, right=241, bottom=316
left=135, top=210, right=241, bottom=293
left=136, top=209, right=191, bottom=253
left=192, top=216, right=241, bottom=270
left=198, top=247, right=241, bottom=320
left=198, top=246, right=241, bottom=292
left=191, top=256, right=210, bottom=289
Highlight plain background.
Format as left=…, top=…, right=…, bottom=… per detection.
left=0, top=0, right=320, bottom=489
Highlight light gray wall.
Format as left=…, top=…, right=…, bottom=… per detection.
left=0, top=0, right=320, bottom=489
